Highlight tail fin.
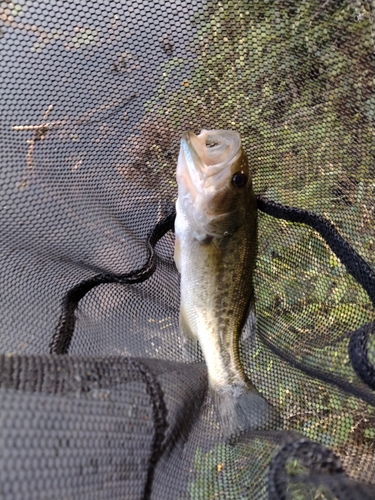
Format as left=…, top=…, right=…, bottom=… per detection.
left=212, top=384, right=281, bottom=439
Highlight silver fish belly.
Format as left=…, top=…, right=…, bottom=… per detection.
left=174, top=129, right=279, bottom=438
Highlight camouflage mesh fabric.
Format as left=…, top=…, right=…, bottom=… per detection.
left=1, top=1, right=374, bottom=499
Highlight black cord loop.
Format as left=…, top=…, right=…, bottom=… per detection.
left=267, top=438, right=344, bottom=500
left=50, top=210, right=175, bottom=354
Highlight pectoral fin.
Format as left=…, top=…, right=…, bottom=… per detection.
left=241, top=293, right=257, bottom=341
left=179, top=305, right=197, bottom=342
left=174, top=234, right=181, bottom=272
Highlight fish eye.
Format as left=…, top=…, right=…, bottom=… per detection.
left=232, top=171, right=248, bottom=188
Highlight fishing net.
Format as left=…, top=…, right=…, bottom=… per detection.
left=1, top=0, right=374, bottom=498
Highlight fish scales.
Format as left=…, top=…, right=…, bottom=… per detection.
left=174, top=129, right=280, bottom=438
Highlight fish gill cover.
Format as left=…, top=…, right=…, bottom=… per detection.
left=0, top=0, right=374, bottom=499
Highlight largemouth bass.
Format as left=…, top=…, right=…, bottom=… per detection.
left=174, top=129, right=278, bottom=438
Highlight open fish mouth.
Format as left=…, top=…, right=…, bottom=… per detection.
left=179, top=130, right=242, bottom=192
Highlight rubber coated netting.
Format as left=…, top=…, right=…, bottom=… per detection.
left=1, top=1, right=375, bottom=499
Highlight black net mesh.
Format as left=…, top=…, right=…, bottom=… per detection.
left=1, top=0, right=375, bottom=498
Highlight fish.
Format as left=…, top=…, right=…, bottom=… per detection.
left=174, top=129, right=279, bottom=438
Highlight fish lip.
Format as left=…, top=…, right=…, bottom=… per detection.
left=177, top=131, right=204, bottom=201
left=180, top=130, right=205, bottom=178
left=180, top=130, right=242, bottom=188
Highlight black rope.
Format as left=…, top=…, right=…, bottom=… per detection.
left=348, top=322, right=375, bottom=391
left=256, top=196, right=375, bottom=307
left=258, top=324, right=375, bottom=406
left=267, top=438, right=345, bottom=500
left=257, top=196, right=375, bottom=390
left=50, top=210, right=175, bottom=354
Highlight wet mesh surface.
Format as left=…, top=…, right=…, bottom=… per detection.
left=1, top=1, right=375, bottom=499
